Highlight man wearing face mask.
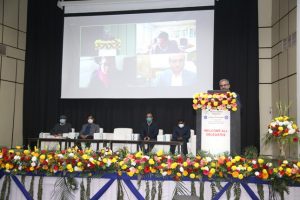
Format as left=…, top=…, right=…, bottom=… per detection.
left=79, top=115, right=100, bottom=139
left=170, top=119, right=190, bottom=155
left=51, top=115, right=72, bottom=136
left=140, top=112, right=159, bottom=153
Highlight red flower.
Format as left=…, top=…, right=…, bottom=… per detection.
left=144, top=166, right=150, bottom=173
left=293, top=137, right=298, bottom=142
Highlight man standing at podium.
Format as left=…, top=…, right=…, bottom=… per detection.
left=219, top=79, right=241, bottom=107
left=140, top=112, right=159, bottom=153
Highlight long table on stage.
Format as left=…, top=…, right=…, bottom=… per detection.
left=26, top=138, right=183, bottom=153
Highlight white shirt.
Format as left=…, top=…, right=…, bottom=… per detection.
left=171, top=72, right=183, bottom=86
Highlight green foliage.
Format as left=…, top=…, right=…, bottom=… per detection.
left=233, top=182, right=241, bottom=200
left=172, top=181, right=190, bottom=198
left=151, top=180, right=157, bottom=200
left=158, top=181, right=163, bottom=200
left=256, top=184, right=264, bottom=200
left=51, top=177, right=78, bottom=200
left=244, top=146, right=259, bottom=159
left=29, top=176, right=35, bottom=198
left=38, top=176, right=43, bottom=200
left=199, top=181, right=205, bottom=200
left=210, top=182, right=217, bottom=199
left=226, top=183, right=233, bottom=200
left=268, top=178, right=289, bottom=200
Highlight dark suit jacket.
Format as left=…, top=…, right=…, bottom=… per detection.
left=51, top=123, right=72, bottom=135
left=172, top=126, right=191, bottom=142
left=154, top=69, right=197, bottom=86
left=80, top=123, right=100, bottom=136
left=140, top=122, right=159, bottom=140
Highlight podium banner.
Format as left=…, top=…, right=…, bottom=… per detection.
left=201, top=110, right=230, bottom=154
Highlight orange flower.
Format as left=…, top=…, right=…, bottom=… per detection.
left=232, top=171, right=239, bottom=178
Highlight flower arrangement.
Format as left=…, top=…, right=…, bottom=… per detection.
left=265, top=115, right=300, bottom=157
left=192, top=92, right=238, bottom=111
left=94, top=39, right=121, bottom=49
left=1, top=147, right=300, bottom=183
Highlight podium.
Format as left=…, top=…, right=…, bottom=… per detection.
left=194, top=92, right=241, bottom=154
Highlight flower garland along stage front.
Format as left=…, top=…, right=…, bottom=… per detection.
left=1, top=147, right=300, bottom=199
left=192, top=92, right=238, bottom=111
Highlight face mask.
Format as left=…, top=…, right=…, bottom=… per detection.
left=178, top=124, right=184, bottom=128
left=146, top=117, right=152, bottom=123
left=60, top=119, right=66, bottom=124
left=88, top=119, right=93, bottom=124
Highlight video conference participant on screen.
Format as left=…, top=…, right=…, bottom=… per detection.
left=89, top=56, right=120, bottom=88
left=150, top=31, right=180, bottom=54
left=51, top=115, right=72, bottom=136
left=153, top=53, right=197, bottom=86
left=140, top=112, right=159, bottom=153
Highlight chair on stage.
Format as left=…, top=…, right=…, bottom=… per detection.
left=113, top=128, right=133, bottom=152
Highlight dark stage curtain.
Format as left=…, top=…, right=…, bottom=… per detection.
left=24, top=0, right=259, bottom=151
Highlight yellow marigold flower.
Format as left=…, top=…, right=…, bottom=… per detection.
left=151, top=168, right=157, bottom=173
left=183, top=162, right=188, bottom=167
left=149, top=159, right=155, bottom=165
left=193, top=93, right=200, bottom=99
left=278, top=126, right=283, bottom=131
left=200, top=100, right=206, bottom=105
left=210, top=162, right=216, bottom=167
left=262, top=172, right=269, bottom=179
left=190, top=173, right=196, bottom=179
left=213, top=102, right=219, bottom=107
left=5, top=163, right=10, bottom=170
left=119, top=161, right=124, bottom=166
left=121, top=165, right=128, bottom=170
left=222, top=100, right=228, bottom=105
left=273, top=168, right=278, bottom=173
left=297, top=162, right=300, bottom=168
left=24, top=150, right=30, bottom=155
left=82, top=154, right=88, bottom=160
left=279, top=166, right=283, bottom=171
left=210, top=168, right=216, bottom=174
left=171, top=163, right=178, bottom=169
left=127, top=171, right=134, bottom=177
left=16, top=146, right=21, bottom=150
left=238, top=174, right=244, bottom=180
left=232, top=171, right=239, bottom=178
left=103, top=158, right=108, bottom=163
left=234, top=156, right=241, bottom=162
left=226, top=161, right=232, bottom=167
left=135, top=151, right=142, bottom=158
left=247, top=167, right=252, bottom=172
left=40, top=154, right=46, bottom=160
left=156, top=149, right=163, bottom=157
left=193, top=99, right=198, bottom=104
left=292, top=124, right=298, bottom=129
left=231, top=166, right=237, bottom=171
left=258, top=159, right=264, bottom=164
left=176, top=172, right=182, bottom=177
left=286, top=168, right=292, bottom=174
left=77, top=162, right=82, bottom=167
left=111, top=158, right=117, bottom=163
left=8, top=150, right=14, bottom=154
left=167, top=170, right=172, bottom=175
left=66, top=164, right=73, bottom=170
left=232, top=107, right=237, bottom=111
left=193, top=163, right=199, bottom=169
left=231, top=99, right=236, bottom=103
left=183, top=170, right=189, bottom=176
left=30, top=167, right=34, bottom=171
left=138, top=166, right=143, bottom=170
left=161, top=163, right=167, bottom=168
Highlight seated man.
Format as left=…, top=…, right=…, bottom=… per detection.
left=78, top=115, right=100, bottom=148
left=140, top=112, right=159, bottom=153
left=50, top=115, right=72, bottom=136
left=79, top=115, right=100, bottom=139
left=170, top=119, right=191, bottom=155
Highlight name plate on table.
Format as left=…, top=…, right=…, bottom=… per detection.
left=201, top=110, right=230, bottom=154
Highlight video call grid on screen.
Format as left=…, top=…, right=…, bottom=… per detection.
left=61, top=9, right=214, bottom=98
